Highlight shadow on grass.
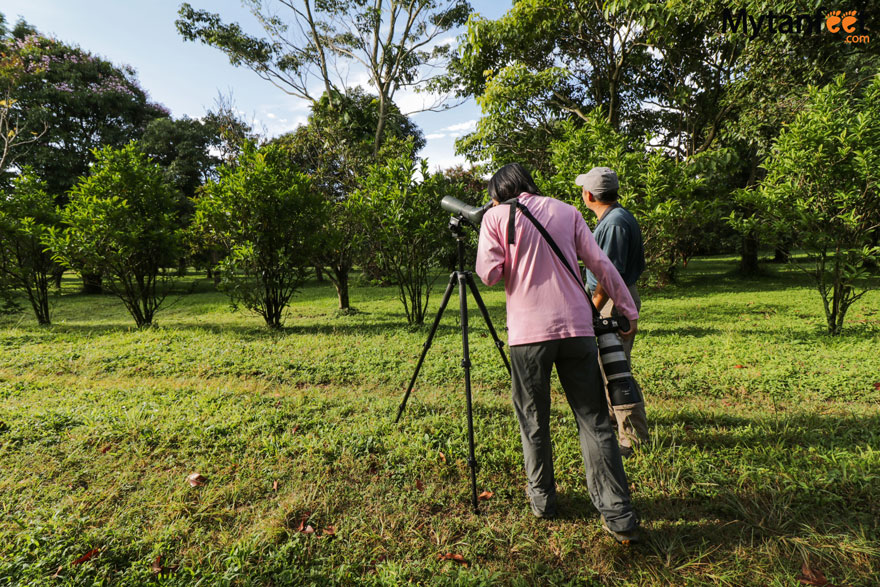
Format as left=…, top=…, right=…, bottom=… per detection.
left=471, top=406, right=879, bottom=538
left=651, top=410, right=880, bottom=449
left=35, top=319, right=488, bottom=340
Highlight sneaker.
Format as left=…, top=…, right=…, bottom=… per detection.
left=601, top=517, right=641, bottom=545
left=619, top=445, right=634, bottom=459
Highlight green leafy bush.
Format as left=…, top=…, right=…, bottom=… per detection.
left=193, top=142, right=325, bottom=328
left=348, top=142, right=448, bottom=325
left=750, top=74, right=880, bottom=335
left=46, top=143, right=182, bottom=327
left=0, top=168, right=58, bottom=324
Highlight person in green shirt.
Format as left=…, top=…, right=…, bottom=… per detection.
left=577, top=167, right=649, bottom=457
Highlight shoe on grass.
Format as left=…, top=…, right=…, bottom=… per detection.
left=601, top=517, right=640, bottom=545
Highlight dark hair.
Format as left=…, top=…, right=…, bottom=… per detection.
left=488, top=163, right=540, bottom=202
left=594, top=189, right=619, bottom=203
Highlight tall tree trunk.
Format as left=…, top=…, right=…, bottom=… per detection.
left=81, top=272, right=103, bottom=294
left=209, top=249, right=221, bottom=286
left=315, top=265, right=324, bottom=282
left=333, top=266, right=350, bottom=310
left=739, top=155, right=761, bottom=275
left=373, top=91, right=387, bottom=159
left=739, top=232, right=759, bottom=275
left=773, top=246, right=790, bottom=264
left=773, top=235, right=792, bottom=263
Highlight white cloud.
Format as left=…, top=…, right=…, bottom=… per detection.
left=266, top=113, right=277, bottom=119
left=442, top=119, right=477, bottom=133
left=425, top=133, right=446, bottom=140
left=260, top=114, right=308, bottom=137
left=393, top=87, right=446, bottom=116
left=426, top=153, right=470, bottom=173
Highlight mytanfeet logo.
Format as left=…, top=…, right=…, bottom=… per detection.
left=723, top=7, right=870, bottom=44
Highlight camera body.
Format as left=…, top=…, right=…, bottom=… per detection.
left=594, top=316, right=642, bottom=406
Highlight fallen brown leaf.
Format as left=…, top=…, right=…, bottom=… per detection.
left=187, top=473, right=206, bottom=487
left=477, top=491, right=493, bottom=501
left=99, top=444, right=112, bottom=454
left=437, top=552, right=468, bottom=567
left=416, top=479, right=425, bottom=492
left=438, top=452, right=446, bottom=464
left=150, top=555, right=178, bottom=575
left=874, top=382, right=880, bottom=391
left=797, top=561, right=832, bottom=586
left=323, top=526, right=336, bottom=537
left=72, top=547, right=99, bottom=566
left=273, top=480, right=278, bottom=492
left=302, top=524, right=315, bottom=534
left=734, top=364, right=744, bottom=369
left=291, top=425, right=299, bottom=434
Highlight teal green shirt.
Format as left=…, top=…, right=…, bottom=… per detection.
left=585, top=205, right=645, bottom=290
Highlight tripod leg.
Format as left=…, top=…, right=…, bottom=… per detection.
left=458, top=272, right=480, bottom=514
left=465, top=273, right=511, bottom=376
left=395, top=272, right=457, bottom=423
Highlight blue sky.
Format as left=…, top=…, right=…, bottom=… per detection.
left=1, top=0, right=511, bottom=171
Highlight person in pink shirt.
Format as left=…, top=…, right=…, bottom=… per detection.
left=476, top=163, right=641, bottom=544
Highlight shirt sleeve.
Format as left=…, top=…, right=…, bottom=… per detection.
left=476, top=214, right=505, bottom=286
left=574, top=212, right=638, bottom=321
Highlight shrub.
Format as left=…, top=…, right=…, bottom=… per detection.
left=46, top=143, right=182, bottom=327
left=193, top=142, right=325, bottom=328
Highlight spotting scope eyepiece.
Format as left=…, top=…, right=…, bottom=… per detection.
left=440, top=196, right=492, bottom=225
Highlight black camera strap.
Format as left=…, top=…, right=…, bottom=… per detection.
left=503, top=199, right=601, bottom=320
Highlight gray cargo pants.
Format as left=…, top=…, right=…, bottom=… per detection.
left=509, top=336, right=638, bottom=532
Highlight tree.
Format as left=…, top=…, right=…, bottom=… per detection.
left=1, top=17, right=170, bottom=293
left=272, top=88, right=424, bottom=310
left=46, top=143, right=182, bottom=328
left=749, top=75, right=880, bottom=335
left=349, top=141, right=447, bottom=324
left=0, top=16, right=47, bottom=182
left=0, top=169, right=57, bottom=323
left=0, top=169, right=57, bottom=324
left=547, top=112, right=717, bottom=284
left=140, top=116, right=223, bottom=200
left=441, top=0, right=668, bottom=173
left=1, top=23, right=168, bottom=196
left=177, top=0, right=469, bottom=157
left=140, top=115, right=230, bottom=276
left=193, top=142, right=325, bottom=328
left=445, top=1, right=880, bottom=273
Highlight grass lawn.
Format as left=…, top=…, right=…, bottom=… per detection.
left=1, top=256, right=878, bottom=585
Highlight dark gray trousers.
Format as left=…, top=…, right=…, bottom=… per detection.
left=510, top=336, right=637, bottom=532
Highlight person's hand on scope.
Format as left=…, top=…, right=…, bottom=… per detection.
left=619, top=318, right=637, bottom=340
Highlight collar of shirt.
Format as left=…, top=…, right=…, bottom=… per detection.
left=596, top=202, right=622, bottom=227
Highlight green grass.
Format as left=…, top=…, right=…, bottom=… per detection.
left=1, top=257, right=878, bottom=585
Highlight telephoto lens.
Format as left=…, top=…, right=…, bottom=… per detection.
left=594, top=316, right=643, bottom=406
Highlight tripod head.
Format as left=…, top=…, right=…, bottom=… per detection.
left=448, top=214, right=475, bottom=240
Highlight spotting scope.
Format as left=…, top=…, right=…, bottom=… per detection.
left=440, top=196, right=492, bottom=225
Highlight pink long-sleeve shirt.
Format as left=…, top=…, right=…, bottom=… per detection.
left=476, top=192, right=638, bottom=346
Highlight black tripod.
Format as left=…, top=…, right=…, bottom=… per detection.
left=394, top=214, right=511, bottom=514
